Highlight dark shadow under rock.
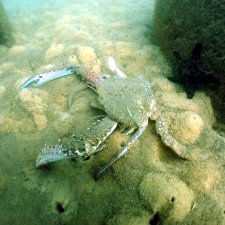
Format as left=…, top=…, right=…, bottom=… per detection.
left=168, top=42, right=220, bottom=99
left=153, top=0, right=225, bottom=123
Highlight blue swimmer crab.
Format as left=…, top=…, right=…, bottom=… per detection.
left=21, top=57, right=188, bottom=179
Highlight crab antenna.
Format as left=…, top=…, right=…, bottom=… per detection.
left=95, top=122, right=148, bottom=180
left=107, top=56, right=127, bottom=78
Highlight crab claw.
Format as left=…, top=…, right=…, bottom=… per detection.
left=20, top=76, right=41, bottom=89
left=107, top=56, right=127, bottom=78
left=36, top=147, right=68, bottom=167
left=20, top=65, right=78, bottom=89
left=36, top=144, right=85, bottom=167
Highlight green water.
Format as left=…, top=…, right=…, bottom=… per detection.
left=0, top=0, right=224, bottom=224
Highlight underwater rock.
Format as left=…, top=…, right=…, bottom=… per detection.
left=154, top=110, right=206, bottom=160
left=72, top=30, right=94, bottom=42
left=169, top=111, right=204, bottom=145
left=45, top=43, right=64, bottom=61
left=0, top=1, right=14, bottom=47
left=49, top=186, right=78, bottom=224
left=19, top=89, right=48, bottom=113
left=0, top=113, right=21, bottom=133
left=0, top=85, right=6, bottom=96
left=139, top=170, right=194, bottom=222
left=157, top=90, right=215, bottom=127
left=8, top=45, right=26, bottom=56
left=153, top=0, right=225, bottom=123
left=100, top=40, right=114, bottom=56
left=168, top=43, right=219, bottom=99
left=106, top=210, right=150, bottom=225
left=68, top=53, right=79, bottom=65
left=115, top=41, right=133, bottom=58
left=77, top=46, right=97, bottom=66
left=91, top=58, right=102, bottom=74
left=19, top=89, right=48, bottom=131
left=53, top=111, right=75, bottom=136
left=180, top=160, right=222, bottom=194
left=182, top=194, right=225, bottom=225
left=33, top=113, right=48, bottom=131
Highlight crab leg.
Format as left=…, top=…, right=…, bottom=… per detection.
left=36, top=117, right=117, bottom=167
left=95, top=121, right=148, bottom=180
left=20, top=65, right=78, bottom=89
left=107, top=56, right=127, bottom=78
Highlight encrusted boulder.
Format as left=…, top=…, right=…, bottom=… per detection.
left=139, top=170, right=194, bottom=223
left=153, top=0, right=225, bottom=122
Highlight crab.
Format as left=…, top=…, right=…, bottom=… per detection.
left=20, top=57, right=188, bottom=179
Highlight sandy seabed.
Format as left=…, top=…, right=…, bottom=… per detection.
left=0, top=0, right=224, bottom=224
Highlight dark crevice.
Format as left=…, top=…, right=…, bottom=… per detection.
left=120, top=142, right=125, bottom=147
left=149, top=212, right=160, bottom=225
left=84, top=156, right=90, bottom=160
left=56, top=202, right=65, bottom=213
left=168, top=42, right=220, bottom=99
left=171, top=196, right=175, bottom=203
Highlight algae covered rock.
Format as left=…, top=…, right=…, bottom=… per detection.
left=19, top=89, right=49, bottom=131
left=106, top=210, right=150, bottom=225
left=169, top=111, right=204, bottom=145
left=156, top=110, right=205, bottom=160
left=153, top=0, right=225, bottom=122
left=77, top=45, right=97, bottom=66
left=181, top=194, right=225, bottom=225
left=139, top=170, right=194, bottom=222
left=0, top=1, right=14, bottom=47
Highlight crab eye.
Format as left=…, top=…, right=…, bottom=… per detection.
left=100, top=73, right=110, bottom=80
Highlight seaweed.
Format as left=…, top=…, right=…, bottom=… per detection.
left=168, top=43, right=220, bottom=98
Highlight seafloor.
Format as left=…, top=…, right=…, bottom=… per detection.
left=0, top=0, right=224, bottom=224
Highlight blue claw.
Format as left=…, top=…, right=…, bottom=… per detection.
left=20, top=65, right=78, bottom=89
left=20, top=76, right=40, bottom=89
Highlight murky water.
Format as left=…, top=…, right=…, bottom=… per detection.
left=0, top=0, right=224, bottom=224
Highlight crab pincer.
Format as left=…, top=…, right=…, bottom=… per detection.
left=20, top=65, right=78, bottom=89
